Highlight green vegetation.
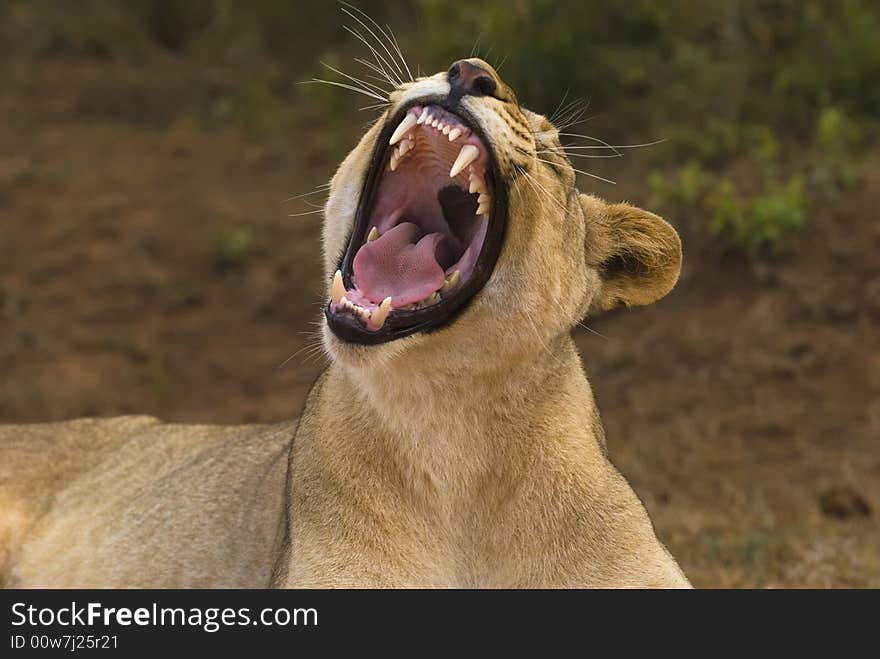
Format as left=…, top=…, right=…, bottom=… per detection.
left=649, top=103, right=866, bottom=255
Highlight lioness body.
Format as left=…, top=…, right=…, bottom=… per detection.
left=1, top=417, right=291, bottom=587
left=1, top=59, right=690, bottom=588
left=279, top=340, right=687, bottom=588
left=1, top=341, right=686, bottom=588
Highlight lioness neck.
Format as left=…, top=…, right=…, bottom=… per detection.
left=346, top=334, right=601, bottom=494
left=283, top=334, right=622, bottom=586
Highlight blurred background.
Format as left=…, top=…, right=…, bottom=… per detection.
left=1, top=1, right=878, bottom=587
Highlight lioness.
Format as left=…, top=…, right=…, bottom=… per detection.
left=1, top=59, right=689, bottom=588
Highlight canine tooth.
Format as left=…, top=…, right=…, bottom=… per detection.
left=416, top=108, right=429, bottom=125
left=331, top=270, right=345, bottom=303
left=449, top=144, right=479, bottom=178
left=448, top=128, right=462, bottom=142
left=367, top=226, right=379, bottom=242
left=441, top=270, right=460, bottom=293
left=370, top=296, right=392, bottom=329
left=389, top=113, right=417, bottom=145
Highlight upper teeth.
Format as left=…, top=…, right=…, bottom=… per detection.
left=389, top=113, right=417, bottom=145
left=450, top=144, right=479, bottom=178
left=382, top=110, right=491, bottom=237
left=469, top=172, right=487, bottom=195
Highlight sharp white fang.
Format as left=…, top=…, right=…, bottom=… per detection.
left=331, top=270, right=345, bottom=304
left=448, top=128, right=462, bottom=142
left=370, top=297, right=392, bottom=330
left=389, top=113, right=417, bottom=145
left=449, top=144, right=479, bottom=178
left=416, top=108, right=429, bottom=124
left=367, top=226, right=379, bottom=242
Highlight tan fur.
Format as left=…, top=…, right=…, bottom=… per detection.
left=1, top=60, right=689, bottom=588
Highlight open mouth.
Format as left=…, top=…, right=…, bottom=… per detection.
left=325, top=100, right=507, bottom=344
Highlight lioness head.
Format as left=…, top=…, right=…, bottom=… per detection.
left=321, top=59, right=681, bottom=370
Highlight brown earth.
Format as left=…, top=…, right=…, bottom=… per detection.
left=1, top=52, right=878, bottom=588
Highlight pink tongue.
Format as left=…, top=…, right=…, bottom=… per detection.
left=353, top=222, right=446, bottom=306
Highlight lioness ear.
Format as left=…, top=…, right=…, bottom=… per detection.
left=581, top=194, right=682, bottom=313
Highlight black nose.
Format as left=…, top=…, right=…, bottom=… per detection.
left=447, top=59, right=497, bottom=102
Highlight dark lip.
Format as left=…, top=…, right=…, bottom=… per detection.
left=325, top=95, right=509, bottom=345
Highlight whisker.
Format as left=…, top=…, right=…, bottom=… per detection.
left=470, top=33, right=483, bottom=58
left=537, top=150, right=623, bottom=160
left=281, top=183, right=330, bottom=203
left=522, top=169, right=568, bottom=214
left=277, top=339, right=325, bottom=369
left=548, top=89, right=573, bottom=124
left=558, top=139, right=667, bottom=151
left=302, top=78, right=387, bottom=103
left=288, top=208, right=326, bottom=217
left=342, top=25, right=403, bottom=87
left=359, top=101, right=392, bottom=112
left=383, top=21, right=414, bottom=82
left=554, top=110, right=596, bottom=133
left=557, top=132, right=624, bottom=156
left=340, top=7, right=407, bottom=86
left=320, top=62, right=390, bottom=97
left=550, top=97, right=587, bottom=128
left=576, top=322, right=608, bottom=339
left=354, top=57, right=397, bottom=88
left=340, top=2, right=413, bottom=81
left=571, top=168, right=616, bottom=185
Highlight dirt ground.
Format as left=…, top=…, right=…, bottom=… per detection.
left=2, top=51, right=878, bottom=588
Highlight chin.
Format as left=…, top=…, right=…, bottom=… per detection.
left=321, top=321, right=424, bottom=370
